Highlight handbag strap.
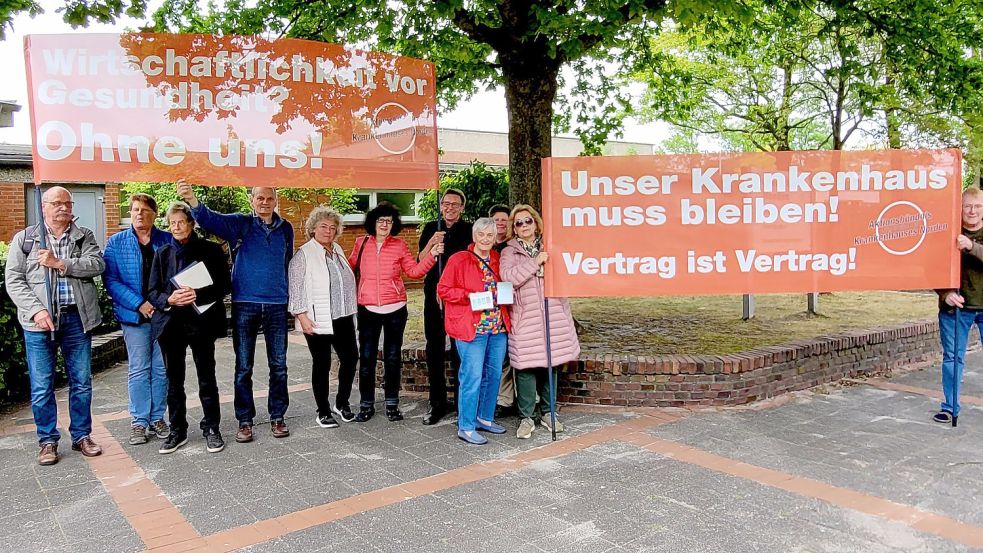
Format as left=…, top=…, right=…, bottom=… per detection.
left=470, top=251, right=499, bottom=280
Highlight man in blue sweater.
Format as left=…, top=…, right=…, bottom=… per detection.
left=103, top=193, right=172, bottom=446
left=178, top=182, right=294, bottom=442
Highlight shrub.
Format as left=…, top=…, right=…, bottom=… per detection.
left=417, top=162, right=510, bottom=222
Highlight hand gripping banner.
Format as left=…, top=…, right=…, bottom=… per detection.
left=24, top=33, right=438, bottom=189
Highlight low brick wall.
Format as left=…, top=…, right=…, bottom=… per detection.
left=395, top=320, right=944, bottom=407
left=92, top=330, right=127, bottom=374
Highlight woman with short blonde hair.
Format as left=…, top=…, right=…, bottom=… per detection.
left=500, top=204, right=580, bottom=439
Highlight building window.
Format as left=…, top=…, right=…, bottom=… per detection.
left=343, top=190, right=425, bottom=223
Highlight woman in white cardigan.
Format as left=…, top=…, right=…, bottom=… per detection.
left=288, top=207, right=359, bottom=428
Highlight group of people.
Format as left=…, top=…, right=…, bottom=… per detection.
left=4, top=184, right=580, bottom=466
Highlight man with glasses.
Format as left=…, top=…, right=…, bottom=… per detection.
left=5, top=186, right=106, bottom=465
left=418, top=188, right=472, bottom=425
left=934, top=187, right=983, bottom=426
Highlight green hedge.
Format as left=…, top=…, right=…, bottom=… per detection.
left=0, top=246, right=118, bottom=405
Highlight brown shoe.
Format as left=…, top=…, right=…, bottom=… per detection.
left=271, top=420, right=290, bottom=438
left=235, top=425, right=254, bottom=443
left=71, top=436, right=102, bottom=457
left=37, top=443, right=59, bottom=466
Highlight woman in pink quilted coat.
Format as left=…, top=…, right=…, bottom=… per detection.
left=498, top=204, right=580, bottom=439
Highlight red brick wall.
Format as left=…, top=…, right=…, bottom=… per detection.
left=0, top=182, right=26, bottom=243
left=104, top=183, right=120, bottom=242
left=393, top=321, right=943, bottom=407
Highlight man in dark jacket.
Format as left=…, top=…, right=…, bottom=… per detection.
left=178, top=182, right=294, bottom=443
left=418, top=188, right=473, bottom=425
left=149, top=202, right=232, bottom=454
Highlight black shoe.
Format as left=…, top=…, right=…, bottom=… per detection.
left=933, top=411, right=953, bottom=424
left=331, top=404, right=356, bottom=423
left=386, top=406, right=404, bottom=422
left=354, top=407, right=375, bottom=423
left=422, top=403, right=446, bottom=426
left=204, top=428, right=224, bottom=453
left=316, top=414, right=340, bottom=428
left=158, top=432, right=188, bottom=454
left=494, top=404, right=517, bottom=419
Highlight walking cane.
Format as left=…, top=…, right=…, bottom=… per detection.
left=953, top=306, right=961, bottom=428
left=544, top=297, right=557, bottom=442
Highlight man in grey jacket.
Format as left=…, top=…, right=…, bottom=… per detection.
left=5, top=186, right=106, bottom=466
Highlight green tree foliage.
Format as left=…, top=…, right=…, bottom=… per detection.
left=4, top=0, right=981, bottom=197
left=417, top=162, right=509, bottom=223
left=633, top=0, right=982, bottom=159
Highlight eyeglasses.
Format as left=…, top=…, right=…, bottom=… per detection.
left=440, top=201, right=463, bottom=208
left=514, top=217, right=535, bottom=228
left=43, top=200, right=74, bottom=209
left=964, top=204, right=983, bottom=211
left=377, top=218, right=394, bottom=225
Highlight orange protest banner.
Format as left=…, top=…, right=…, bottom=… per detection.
left=24, top=33, right=437, bottom=188
left=541, top=149, right=962, bottom=297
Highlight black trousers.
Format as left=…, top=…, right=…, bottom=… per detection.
left=303, top=314, right=358, bottom=416
left=423, top=285, right=459, bottom=407
left=159, top=324, right=221, bottom=434
left=358, top=305, right=408, bottom=407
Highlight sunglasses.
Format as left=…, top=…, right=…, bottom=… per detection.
left=514, top=217, right=535, bottom=228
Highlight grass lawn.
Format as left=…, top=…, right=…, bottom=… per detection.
left=401, top=289, right=939, bottom=355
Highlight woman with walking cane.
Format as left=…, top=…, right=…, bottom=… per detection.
left=499, top=204, right=580, bottom=440
left=935, top=187, right=983, bottom=427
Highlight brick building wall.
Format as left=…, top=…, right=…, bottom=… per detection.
left=0, top=182, right=26, bottom=243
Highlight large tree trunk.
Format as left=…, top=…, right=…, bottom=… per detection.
left=503, top=63, right=560, bottom=211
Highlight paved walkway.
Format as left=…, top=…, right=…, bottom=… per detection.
left=2, top=333, right=983, bottom=552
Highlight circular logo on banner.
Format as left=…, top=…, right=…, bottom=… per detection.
left=874, top=201, right=929, bottom=256
left=372, top=102, right=417, bottom=155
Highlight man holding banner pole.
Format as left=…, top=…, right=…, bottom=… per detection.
left=935, top=186, right=983, bottom=427
left=5, top=186, right=106, bottom=465
left=419, top=188, right=472, bottom=425
left=178, top=183, right=294, bottom=443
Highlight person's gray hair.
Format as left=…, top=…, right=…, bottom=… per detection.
left=165, top=201, right=196, bottom=225
left=250, top=186, right=278, bottom=196
left=305, top=206, right=344, bottom=239
left=472, top=217, right=496, bottom=238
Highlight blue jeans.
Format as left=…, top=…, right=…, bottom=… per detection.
left=455, top=332, right=507, bottom=432
left=232, top=302, right=289, bottom=425
left=938, top=308, right=983, bottom=416
left=122, top=322, right=167, bottom=428
left=24, top=311, right=93, bottom=445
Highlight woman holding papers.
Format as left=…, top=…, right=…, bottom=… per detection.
left=437, top=218, right=511, bottom=445
left=499, top=204, right=580, bottom=440
left=288, top=207, right=359, bottom=428
left=348, top=202, right=441, bottom=423
left=148, top=202, right=231, bottom=455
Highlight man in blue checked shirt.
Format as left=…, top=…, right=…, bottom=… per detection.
left=103, top=193, right=172, bottom=446
left=4, top=186, right=106, bottom=466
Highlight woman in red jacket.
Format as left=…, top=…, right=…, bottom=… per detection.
left=437, top=218, right=512, bottom=445
left=349, top=202, right=443, bottom=422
